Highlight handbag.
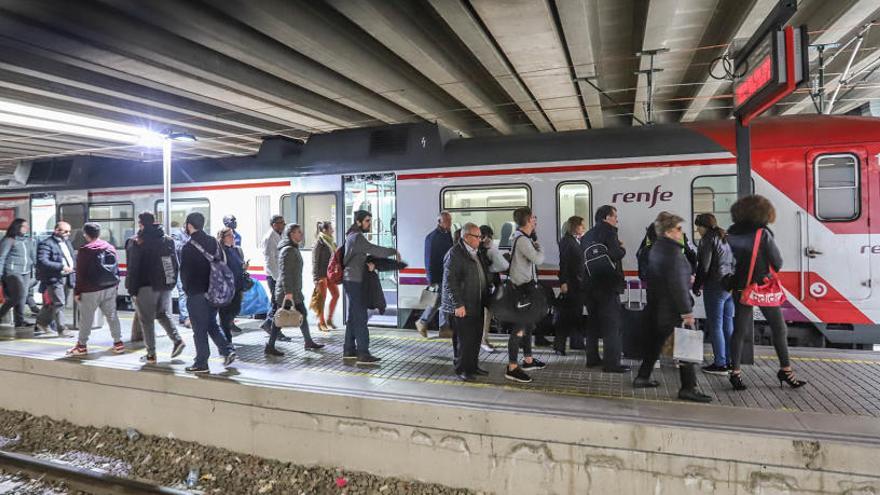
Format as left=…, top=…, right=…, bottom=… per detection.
left=672, top=325, right=704, bottom=363
left=273, top=300, right=303, bottom=328
left=739, top=228, right=786, bottom=307
left=490, top=235, right=548, bottom=325
left=419, top=285, right=439, bottom=308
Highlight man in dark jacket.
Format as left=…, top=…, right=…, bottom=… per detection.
left=179, top=212, right=235, bottom=373
left=126, top=212, right=185, bottom=364
left=634, top=213, right=711, bottom=403
left=582, top=205, right=628, bottom=372
left=35, top=221, right=75, bottom=336
left=441, top=222, right=491, bottom=381
left=67, top=222, right=123, bottom=356
left=416, top=211, right=453, bottom=339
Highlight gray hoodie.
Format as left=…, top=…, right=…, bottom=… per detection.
left=508, top=230, right=545, bottom=285
left=343, top=230, right=397, bottom=283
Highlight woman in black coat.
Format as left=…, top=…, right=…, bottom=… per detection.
left=726, top=195, right=805, bottom=391
left=634, top=213, right=712, bottom=403
left=556, top=215, right=587, bottom=355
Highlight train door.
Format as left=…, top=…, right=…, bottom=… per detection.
left=288, top=191, right=343, bottom=329
left=29, top=193, right=57, bottom=240
left=343, top=173, right=397, bottom=327
left=804, top=148, right=871, bottom=302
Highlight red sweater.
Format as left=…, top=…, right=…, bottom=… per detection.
left=75, top=239, right=116, bottom=295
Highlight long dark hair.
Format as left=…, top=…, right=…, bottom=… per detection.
left=695, top=213, right=727, bottom=238
left=4, top=218, right=27, bottom=239
left=316, top=221, right=332, bottom=236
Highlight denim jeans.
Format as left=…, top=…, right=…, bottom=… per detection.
left=703, top=286, right=734, bottom=367
left=343, top=280, right=370, bottom=356
left=187, top=293, right=232, bottom=368
left=176, top=275, right=189, bottom=323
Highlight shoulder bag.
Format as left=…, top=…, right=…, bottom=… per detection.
left=739, top=228, right=786, bottom=307
left=489, top=235, right=548, bottom=325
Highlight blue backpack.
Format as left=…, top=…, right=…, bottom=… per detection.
left=188, top=238, right=235, bottom=307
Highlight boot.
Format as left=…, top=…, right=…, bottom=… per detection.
left=437, top=325, right=453, bottom=339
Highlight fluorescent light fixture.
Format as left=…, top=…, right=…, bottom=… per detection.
left=0, top=99, right=168, bottom=146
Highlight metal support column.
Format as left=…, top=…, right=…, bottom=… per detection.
left=736, top=118, right=751, bottom=199
left=162, top=139, right=172, bottom=235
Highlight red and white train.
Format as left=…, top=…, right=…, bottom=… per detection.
left=0, top=115, right=877, bottom=346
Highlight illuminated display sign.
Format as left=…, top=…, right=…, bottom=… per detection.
left=734, top=56, right=773, bottom=106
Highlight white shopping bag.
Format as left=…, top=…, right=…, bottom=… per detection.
left=418, top=286, right=439, bottom=308
left=673, top=326, right=704, bottom=364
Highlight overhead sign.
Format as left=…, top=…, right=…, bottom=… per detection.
left=733, top=25, right=809, bottom=125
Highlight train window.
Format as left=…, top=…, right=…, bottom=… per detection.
left=441, top=185, right=529, bottom=248
left=156, top=199, right=211, bottom=235
left=30, top=193, right=56, bottom=240
left=814, top=154, right=859, bottom=221
left=691, top=175, right=739, bottom=240
left=88, top=202, right=134, bottom=248
left=280, top=194, right=293, bottom=226
left=58, top=203, right=87, bottom=249
left=297, top=193, right=336, bottom=249
left=556, top=182, right=591, bottom=238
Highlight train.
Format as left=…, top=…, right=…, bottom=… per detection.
left=0, top=114, right=877, bottom=347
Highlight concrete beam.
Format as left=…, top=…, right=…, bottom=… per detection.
left=679, top=0, right=778, bottom=122
left=428, top=0, right=554, bottom=132
left=0, top=0, right=378, bottom=132
left=556, top=0, right=604, bottom=129
left=209, top=0, right=487, bottom=136
left=469, top=0, right=587, bottom=131
left=327, top=0, right=527, bottom=135
left=782, top=0, right=880, bottom=115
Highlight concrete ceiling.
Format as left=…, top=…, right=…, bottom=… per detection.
left=0, top=0, right=878, bottom=178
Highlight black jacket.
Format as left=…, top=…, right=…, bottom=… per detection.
left=727, top=223, right=783, bottom=291
left=440, top=240, right=491, bottom=316
left=582, top=221, right=626, bottom=293
left=557, top=233, right=586, bottom=292
left=312, top=237, right=333, bottom=282
left=180, top=229, right=221, bottom=296
left=126, top=225, right=177, bottom=293
left=646, top=236, right=694, bottom=326
left=424, top=227, right=453, bottom=285
left=36, top=236, right=76, bottom=288
left=364, top=270, right=387, bottom=314
left=694, top=228, right=735, bottom=291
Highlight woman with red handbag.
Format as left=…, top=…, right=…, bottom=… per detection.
left=727, top=195, right=806, bottom=391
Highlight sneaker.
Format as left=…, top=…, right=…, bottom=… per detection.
left=702, top=364, right=729, bottom=375
left=223, top=352, right=237, bottom=367
left=356, top=354, right=381, bottom=365
left=505, top=366, right=532, bottom=383
left=33, top=323, right=49, bottom=336
left=342, top=353, right=357, bottom=361
left=277, top=334, right=292, bottom=342
left=633, top=376, right=660, bottom=388
left=185, top=365, right=209, bottom=373
left=111, top=341, right=125, bottom=354
left=480, top=342, right=496, bottom=353
left=170, top=340, right=186, bottom=358
left=415, top=320, right=429, bottom=338
left=140, top=354, right=157, bottom=364
left=521, top=358, right=546, bottom=371
left=65, top=344, right=87, bottom=356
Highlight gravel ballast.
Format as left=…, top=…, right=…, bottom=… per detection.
left=0, top=409, right=480, bottom=495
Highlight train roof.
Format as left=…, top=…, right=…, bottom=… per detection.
left=2, top=115, right=878, bottom=194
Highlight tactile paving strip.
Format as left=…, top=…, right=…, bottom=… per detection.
left=3, top=317, right=880, bottom=417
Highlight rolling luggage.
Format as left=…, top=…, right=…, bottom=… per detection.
left=621, top=282, right=649, bottom=359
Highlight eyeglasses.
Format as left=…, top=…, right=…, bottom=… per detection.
left=57, top=230, right=70, bottom=234
left=465, top=233, right=480, bottom=239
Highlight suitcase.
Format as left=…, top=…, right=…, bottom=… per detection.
left=621, top=282, right=649, bottom=359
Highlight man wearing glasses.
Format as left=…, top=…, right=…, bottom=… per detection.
left=35, top=221, right=76, bottom=336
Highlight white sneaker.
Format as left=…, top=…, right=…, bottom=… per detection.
left=481, top=343, right=496, bottom=353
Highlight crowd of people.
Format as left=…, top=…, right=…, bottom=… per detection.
left=0, top=193, right=807, bottom=403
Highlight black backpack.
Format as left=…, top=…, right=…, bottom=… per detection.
left=582, top=230, right=617, bottom=282
left=156, top=237, right=179, bottom=290
left=92, top=249, right=119, bottom=288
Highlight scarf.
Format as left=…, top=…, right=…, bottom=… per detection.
left=319, top=232, right=337, bottom=252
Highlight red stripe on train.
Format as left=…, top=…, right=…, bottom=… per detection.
left=397, top=158, right=731, bottom=180
left=88, top=180, right=291, bottom=197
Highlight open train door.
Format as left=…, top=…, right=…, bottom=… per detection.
left=803, top=147, right=871, bottom=304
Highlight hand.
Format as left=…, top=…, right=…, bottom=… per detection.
left=690, top=275, right=696, bottom=285
left=62, top=267, right=73, bottom=275
left=244, top=260, right=250, bottom=270
left=454, top=306, right=466, bottom=318
left=75, top=294, right=81, bottom=302
left=367, top=262, right=376, bottom=272
left=682, top=315, right=696, bottom=328
left=283, top=293, right=293, bottom=302
left=560, top=283, right=568, bottom=294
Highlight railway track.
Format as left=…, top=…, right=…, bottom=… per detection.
left=0, top=449, right=189, bottom=495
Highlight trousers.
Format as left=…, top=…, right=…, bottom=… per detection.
left=77, top=286, right=122, bottom=345
left=585, top=290, right=622, bottom=368
left=451, top=310, right=483, bottom=375
left=134, top=287, right=181, bottom=355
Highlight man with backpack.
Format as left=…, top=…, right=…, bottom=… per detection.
left=180, top=212, right=236, bottom=373
left=126, top=212, right=186, bottom=364
left=582, top=205, right=629, bottom=373
left=65, top=223, right=123, bottom=356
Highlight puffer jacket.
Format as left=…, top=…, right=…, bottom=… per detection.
left=646, top=236, right=694, bottom=325
left=0, top=236, right=30, bottom=278
left=275, top=240, right=304, bottom=304
left=727, top=223, right=782, bottom=291
left=693, top=228, right=735, bottom=291
left=440, top=240, right=491, bottom=316
left=312, top=236, right=333, bottom=282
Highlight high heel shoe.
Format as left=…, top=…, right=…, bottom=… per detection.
left=326, top=319, right=337, bottom=330
left=318, top=322, right=330, bottom=332
left=777, top=369, right=806, bottom=389
left=728, top=372, right=747, bottom=391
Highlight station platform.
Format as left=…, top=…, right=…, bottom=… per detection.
left=1, top=312, right=879, bottom=493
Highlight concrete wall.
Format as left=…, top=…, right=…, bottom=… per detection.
left=1, top=355, right=879, bottom=494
